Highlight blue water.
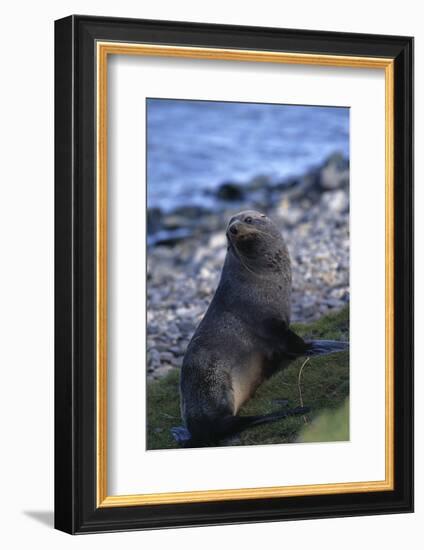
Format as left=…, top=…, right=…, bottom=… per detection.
left=147, top=99, right=349, bottom=211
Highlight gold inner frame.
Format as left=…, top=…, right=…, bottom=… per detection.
left=96, top=42, right=395, bottom=508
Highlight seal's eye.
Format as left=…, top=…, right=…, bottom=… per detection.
left=245, top=216, right=253, bottom=224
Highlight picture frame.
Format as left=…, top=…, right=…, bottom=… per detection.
left=54, top=15, right=414, bottom=534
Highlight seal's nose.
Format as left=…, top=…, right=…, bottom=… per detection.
left=229, top=224, right=238, bottom=235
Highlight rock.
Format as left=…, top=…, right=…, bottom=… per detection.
left=148, top=348, right=161, bottom=370
left=173, top=205, right=208, bottom=219
left=284, top=170, right=320, bottom=201
left=329, top=287, right=349, bottom=300
left=160, top=351, right=175, bottom=363
left=321, top=190, right=349, bottom=214
left=148, top=323, right=160, bottom=335
left=171, top=356, right=183, bottom=368
left=248, top=175, right=271, bottom=191
left=325, top=152, right=349, bottom=171
left=298, top=298, right=316, bottom=319
left=325, top=298, right=345, bottom=309
left=177, top=320, right=195, bottom=334
left=209, top=233, right=226, bottom=249
left=166, top=323, right=181, bottom=341
left=153, top=342, right=170, bottom=353
left=272, top=176, right=300, bottom=192
left=169, top=345, right=184, bottom=355
left=216, top=182, right=245, bottom=201
left=153, top=228, right=193, bottom=247
left=147, top=207, right=162, bottom=234
left=161, top=215, right=191, bottom=230
left=153, top=364, right=173, bottom=378
left=320, top=152, right=349, bottom=190
left=277, top=197, right=304, bottom=226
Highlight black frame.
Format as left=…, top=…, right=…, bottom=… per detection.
left=55, top=15, right=414, bottom=534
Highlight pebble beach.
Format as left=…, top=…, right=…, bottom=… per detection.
left=147, top=153, right=349, bottom=380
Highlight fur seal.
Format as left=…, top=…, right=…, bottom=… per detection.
left=171, top=210, right=348, bottom=448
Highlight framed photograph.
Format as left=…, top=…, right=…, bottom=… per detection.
left=54, top=15, right=413, bottom=534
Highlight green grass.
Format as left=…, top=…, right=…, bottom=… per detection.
left=297, top=398, right=349, bottom=443
left=147, top=306, right=349, bottom=449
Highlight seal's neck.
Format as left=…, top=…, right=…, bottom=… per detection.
left=226, top=241, right=290, bottom=281
left=217, top=246, right=292, bottom=324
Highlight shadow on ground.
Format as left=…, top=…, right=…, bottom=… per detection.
left=23, top=510, right=54, bottom=528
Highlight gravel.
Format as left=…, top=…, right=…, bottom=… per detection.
left=147, top=153, right=349, bottom=379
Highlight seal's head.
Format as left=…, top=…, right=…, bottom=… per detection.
left=226, top=210, right=290, bottom=275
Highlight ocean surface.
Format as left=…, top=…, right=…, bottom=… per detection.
left=147, top=99, right=349, bottom=211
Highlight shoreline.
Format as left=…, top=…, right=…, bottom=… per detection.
left=147, top=152, right=349, bottom=379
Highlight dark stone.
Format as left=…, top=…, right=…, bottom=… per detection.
left=161, top=215, right=190, bottom=230
left=153, top=228, right=193, bottom=247
left=272, top=176, right=300, bottom=191
left=173, top=205, right=208, bottom=219
left=147, top=207, right=162, bottom=234
left=319, top=152, right=349, bottom=190
left=284, top=170, right=320, bottom=201
left=323, top=152, right=349, bottom=172
left=247, top=175, right=271, bottom=191
left=177, top=320, right=195, bottom=334
left=216, top=182, right=245, bottom=201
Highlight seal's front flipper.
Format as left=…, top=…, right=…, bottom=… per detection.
left=305, top=339, right=349, bottom=356
left=170, top=425, right=192, bottom=444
